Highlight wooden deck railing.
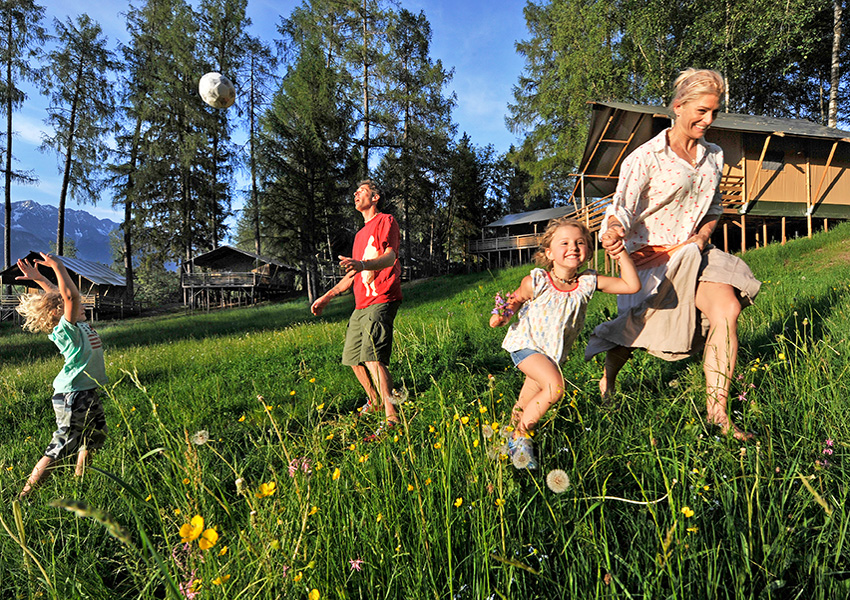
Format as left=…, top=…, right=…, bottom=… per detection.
left=181, top=272, right=274, bottom=288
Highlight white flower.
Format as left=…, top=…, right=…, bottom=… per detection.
left=546, top=469, right=570, bottom=493
left=481, top=425, right=494, bottom=439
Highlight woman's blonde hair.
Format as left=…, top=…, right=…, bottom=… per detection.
left=16, top=292, right=63, bottom=333
left=670, top=68, right=725, bottom=109
left=533, top=217, right=594, bottom=269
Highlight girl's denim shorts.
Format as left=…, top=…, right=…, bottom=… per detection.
left=510, top=348, right=542, bottom=367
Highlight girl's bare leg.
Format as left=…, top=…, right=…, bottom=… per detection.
left=512, top=354, right=564, bottom=436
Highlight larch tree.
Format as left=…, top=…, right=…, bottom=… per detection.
left=381, top=8, right=455, bottom=273
left=0, top=0, right=46, bottom=269
left=196, top=0, right=251, bottom=251
left=40, top=14, right=118, bottom=257
left=258, top=39, right=357, bottom=302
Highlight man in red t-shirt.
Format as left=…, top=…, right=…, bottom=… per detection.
left=311, top=180, right=403, bottom=440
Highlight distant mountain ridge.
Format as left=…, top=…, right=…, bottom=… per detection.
left=0, top=200, right=119, bottom=266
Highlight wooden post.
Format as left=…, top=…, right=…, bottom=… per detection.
left=781, top=216, right=786, bottom=244
left=741, top=215, right=746, bottom=254
left=762, top=221, right=768, bottom=247
left=824, top=218, right=829, bottom=233
left=723, top=222, right=729, bottom=253
left=806, top=152, right=812, bottom=238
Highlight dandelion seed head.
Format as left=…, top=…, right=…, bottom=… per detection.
left=192, top=430, right=210, bottom=445
left=546, top=469, right=570, bottom=493
left=511, top=451, right=531, bottom=469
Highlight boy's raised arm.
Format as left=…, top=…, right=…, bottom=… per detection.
left=16, top=258, right=58, bottom=292
left=35, top=253, right=81, bottom=324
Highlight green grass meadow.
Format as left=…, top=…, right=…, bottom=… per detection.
left=2, top=223, right=850, bottom=599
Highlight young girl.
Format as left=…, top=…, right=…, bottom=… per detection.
left=15, top=253, right=108, bottom=498
left=490, top=218, right=640, bottom=469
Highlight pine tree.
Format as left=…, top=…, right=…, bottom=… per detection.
left=41, top=14, right=118, bottom=256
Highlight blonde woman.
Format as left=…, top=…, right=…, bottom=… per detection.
left=587, top=68, right=761, bottom=440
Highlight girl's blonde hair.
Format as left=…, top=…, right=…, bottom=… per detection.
left=16, top=292, right=63, bottom=333
left=533, top=217, right=594, bottom=269
left=669, top=68, right=725, bottom=109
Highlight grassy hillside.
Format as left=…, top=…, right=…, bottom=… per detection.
left=2, top=223, right=850, bottom=599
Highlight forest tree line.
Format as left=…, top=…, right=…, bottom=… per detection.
left=1, top=0, right=846, bottom=303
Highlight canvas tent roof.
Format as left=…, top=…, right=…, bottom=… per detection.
left=0, top=252, right=125, bottom=286
left=485, top=206, right=576, bottom=228
left=191, top=245, right=297, bottom=271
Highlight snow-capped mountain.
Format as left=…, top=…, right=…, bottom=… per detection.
left=0, top=200, right=119, bottom=265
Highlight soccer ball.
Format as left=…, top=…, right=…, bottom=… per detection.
left=198, top=72, right=236, bottom=109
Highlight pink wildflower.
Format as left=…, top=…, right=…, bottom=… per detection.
left=349, top=558, right=364, bottom=572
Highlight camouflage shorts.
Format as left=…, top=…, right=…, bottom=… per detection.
left=44, top=389, right=108, bottom=460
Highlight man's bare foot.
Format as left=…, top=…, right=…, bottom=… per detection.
left=707, top=415, right=754, bottom=441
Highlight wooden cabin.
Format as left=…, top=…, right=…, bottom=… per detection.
left=0, top=252, right=128, bottom=322
left=472, top=102, right=850, bottom=265
left=182, top=245, right=298, bottom=310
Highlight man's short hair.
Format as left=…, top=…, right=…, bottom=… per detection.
left=358, top=179, right=382, bottom=200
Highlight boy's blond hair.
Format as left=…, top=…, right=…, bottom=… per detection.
left=16, top=292, right=63, bottom=333
left=533, top=217, right=594, bottom=269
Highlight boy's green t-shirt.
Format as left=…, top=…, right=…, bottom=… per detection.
left=48, top=317, right=108, bottom=393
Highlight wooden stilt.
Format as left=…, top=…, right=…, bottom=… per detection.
left=781, top=217, right=786, bottom=244
left=723, top=222, right=729, bottom=253
left=741, top=215, right=746, bottom=254
left=824, top=218, right=829, bottom=233
left=762, top=221, right=768, bottom=248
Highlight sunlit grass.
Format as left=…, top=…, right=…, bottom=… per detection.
left=1, top=223, right=850, bottom=598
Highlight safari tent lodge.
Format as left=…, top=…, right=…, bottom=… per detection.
left=471, top=102, right=850, bottom=267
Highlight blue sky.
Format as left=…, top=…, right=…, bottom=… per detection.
left=13, top=0, right=530, bottom=224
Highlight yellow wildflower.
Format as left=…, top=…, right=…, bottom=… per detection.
left=479, top=406, right=488, bottom=414
left=182, top=478, right=190, bottom=485
left=425, top=478, right=432, bottom=485
left=460, top=416, right=469, bottom=425
left=293, top=572, right=303, bottom=582
left=495, top=498, right=505, bottom=507
left=681, top=506, right=695, bottom=518
left=308, top=589, right=320, bottom=600
left=325, top=433, right=334, bottom=440
left=238, top=415, right=246, bottom=422
left=308, top=506, right=319, bottom=516
left=454, top=497, right=463, bottom=508
left=218, top=545, right=228, bottom=556
left=407, top=484, right=414, bottom=492
left=256, top=481, right=277, bottom=498
left=473, top=439, right=479, bottom=448
left=180, top=515, right=204, bottom=543
left=199, top=527, right=219, bottom=550
left=332, top=467, right=341, bottom=481
left=317, top=403, right=325, bottom=410
left=376, top=513, right=383, bottom=523
left=290, top=390, right=296, bottom=396
left=212, top=574, right=231, bottom=585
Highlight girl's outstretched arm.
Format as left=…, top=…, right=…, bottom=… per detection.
left=596, top=251, right=641, bottom=295
left=489, top=275, right=534, bottom=327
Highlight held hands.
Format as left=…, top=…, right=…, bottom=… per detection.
left=600, top=225, right=626, bottom=258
